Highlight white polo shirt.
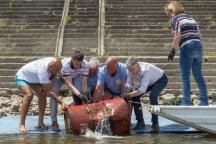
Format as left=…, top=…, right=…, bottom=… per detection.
left=125, top=62, right=164, bottom=93
left=16, top=57, right=55, bottom=84
left=61, top=57, right=89, bottom=78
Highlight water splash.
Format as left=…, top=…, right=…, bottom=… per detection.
left=95, top=117, right=113, bottom=136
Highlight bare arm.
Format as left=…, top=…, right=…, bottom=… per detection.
left=62, top=76, right=82, bottom=98
left=82, top=75, right=88, bottom=94
left=92, top=84, right=104, bottom=103
left=172, top=32, right=181, bottom=49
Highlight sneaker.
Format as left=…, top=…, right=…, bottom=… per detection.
left=51, top=121, right=60, bottom=132
left=149, top=122, right=159, bottom=133
left=132, top=121, right=145, bottom=130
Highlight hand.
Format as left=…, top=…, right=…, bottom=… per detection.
left=122, top=93, right=130, bottom=102
left=168, top=48, right=176, bottom=61
left=61, top=102, right=67, bottom=110
left=80, top=93, right=91, bottom=104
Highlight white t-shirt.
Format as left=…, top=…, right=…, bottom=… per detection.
left=16, top=57, right=55, bottom=84
left=125, top=62, right=164, bottom=93
left=61, top=57, right=89, bottom=78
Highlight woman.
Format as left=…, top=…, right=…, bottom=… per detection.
left=164, top=1, right=208, bottom=106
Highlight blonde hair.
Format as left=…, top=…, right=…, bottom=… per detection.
left=164, top=1, right=185, bottom=15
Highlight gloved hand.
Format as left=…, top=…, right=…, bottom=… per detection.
left=168, top=48, right=176, bottom=61
left=80, top=93, right=91, bottom=104
left=122, top=93, right=130, bottom=102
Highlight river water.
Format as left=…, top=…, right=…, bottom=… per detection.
left=0, top=132, right=216, bottom=144
left=0, top=116, right=216, bottom=144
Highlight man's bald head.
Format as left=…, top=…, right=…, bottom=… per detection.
left=48, top=59, right=62, bottom=76
left=105, top=56, right=118, bottom=76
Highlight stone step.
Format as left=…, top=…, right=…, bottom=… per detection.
left=0, top=18, right=61, bottom=23
left=2, top=74, right=216, bottom=83
left=104, top=52, right=215, bottom=57
left=105, top=25, right=215, bottom=30
left=0, top=52, right=55, bottom=56
left=2, top=56, right=216, bottom=64
left=105, top=29, right=216, bottom=34
left=64, top=33, right=97, bottom=38
left=104, top=33, right=216, bottom=39
left=104, top=38, right=216, bottom=43
left=0, top=33, right=58, bottom=39
left=105, top=42, right=216, bottom=49
left=64, top=29, right=97, bottom=34
left=1, top=25, right=58, bottom=29
left=0, top=29, right=58, bottom=34
left=0, top=7, right=63, bottom=11
left=106, top=11, right=216, bottom=16
left=105, top=21, right=213, bottom=26
left=0, top=38, right=56, bottom=43
left=2, top=61, right=216, bottom=69
left=1, top=81, right=215, bottom=90
left=0, top=47, right=56, bottom=53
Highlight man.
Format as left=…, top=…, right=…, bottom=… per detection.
left=50, top=50, right=89, bottom=132
left=87, top=57, right=100, bottom=96
left=92, top=57, right=127, bottom=102
left=124, top=57, right=168, bottom=132
left=15, top=57, right=67, bottom=133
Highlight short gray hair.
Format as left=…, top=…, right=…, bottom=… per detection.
left=89, top=57, right=100, bottom=68
left=125, top=57, right=138, bottom=69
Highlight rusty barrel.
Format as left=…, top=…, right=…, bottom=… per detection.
left=64, top=98, right=130, bottom=135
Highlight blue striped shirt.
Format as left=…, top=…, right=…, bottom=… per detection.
left=171, top=13, right=200, bottom=48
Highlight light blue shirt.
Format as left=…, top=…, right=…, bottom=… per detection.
left=88, top=69, right=99, bottom=92
left=97, top=62, right=127, bottom=94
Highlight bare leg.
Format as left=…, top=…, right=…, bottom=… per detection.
left=32, top=84, right=48, bottom=130
left=19, top=85, right=33, bottom=133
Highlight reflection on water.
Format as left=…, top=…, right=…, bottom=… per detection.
left=0, top=133, right=216, bottom=144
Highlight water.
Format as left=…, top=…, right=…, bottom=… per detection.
left=1, top=116, right=216, bottom=144
left=0, top=133, right=216, bottom=144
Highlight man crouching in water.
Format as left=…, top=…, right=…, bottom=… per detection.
left=15, top=57, right=67, bottom=133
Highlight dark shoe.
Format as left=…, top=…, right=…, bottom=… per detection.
left=51, top=121, right=60, bottom=132
left=149, top=122, right=159, bottom=133
left=198, top=101, right=209, bottom=106
left=132, top=121, right=145, bottom=130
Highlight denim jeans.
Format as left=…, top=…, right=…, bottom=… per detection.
left=179, top=41, right=208, bottom=106
left=133, top=73, right=168, bottom=124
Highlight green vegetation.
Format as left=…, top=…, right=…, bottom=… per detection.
left=64, top=15, right=72, bottom=24
left=162, top=21, right=170, bottom=30
left=19, top=24, right=30, bottom=30
left=162, top=97, right=192, bottom=106
left=9, top=0, right=13, bottom=9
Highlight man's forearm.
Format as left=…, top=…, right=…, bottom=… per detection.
left=49, top=91, right=63, bottom=104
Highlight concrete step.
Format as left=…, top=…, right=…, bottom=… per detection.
left=1, top=81, right=215, bottom=90
left=2, top=61, right=216, bottom=70
left=104, top=33, right=216, bottom=39
left=0, top=38, right=56, bottom=44
left=104, top=38, right=216, bottom=43
left=0, top=52, right=55, bottom=56
left=0, top=29, right=58, bottom=34
left=0, top=33, right=58, bottom=39
left=1, top=25, right=58, bottom=29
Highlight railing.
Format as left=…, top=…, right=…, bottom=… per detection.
left=98, top=0, right=105, bottom=56
left=55, top=0, right=70, bottom=57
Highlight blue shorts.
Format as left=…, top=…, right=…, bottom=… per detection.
left=15, top=75, right=32, bottom=87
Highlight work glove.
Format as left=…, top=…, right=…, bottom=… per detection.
left=122, top=93, right=130, bottom=102
left=80, top=93, right=91, bottom=104
left=168, top=48, right=176, bottom=61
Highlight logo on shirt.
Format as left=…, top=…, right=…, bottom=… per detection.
left=116, top=80, right=121, bottom=86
